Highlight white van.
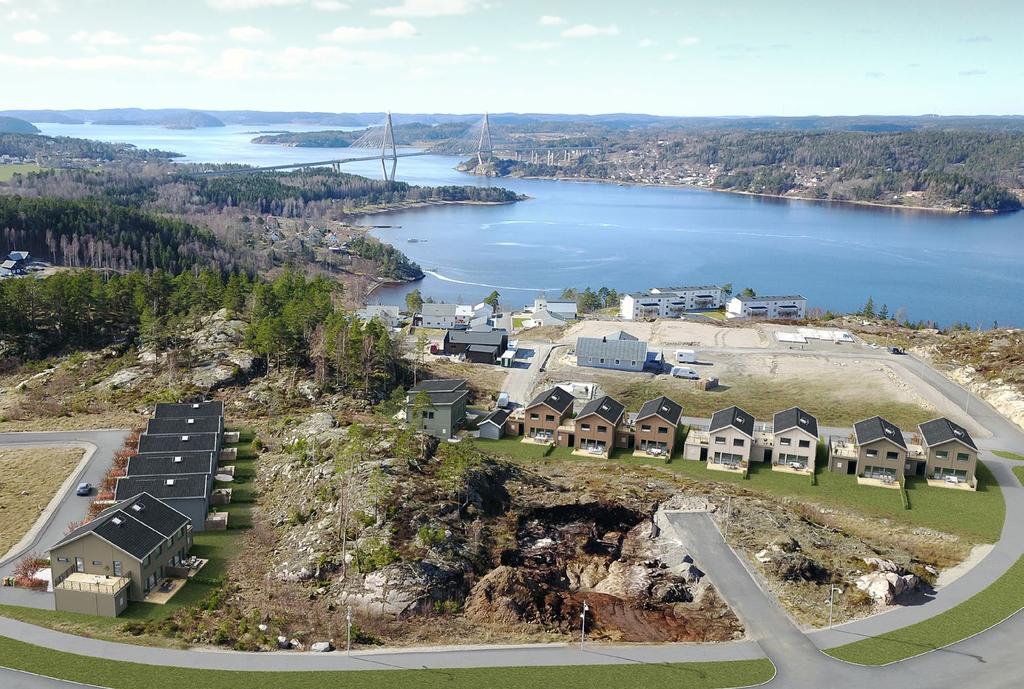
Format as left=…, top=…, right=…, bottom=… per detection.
left=496, top=392, right=510, bottom=408
left=675, top=349, right=697, bottom=363
left=671, top=366, right=699, bottom=380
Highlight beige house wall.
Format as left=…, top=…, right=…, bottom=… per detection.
left=708, top=427, right=753, bottom=464
left=856, top=439, right=907, bottom=480
left=925, top=440, right=977, bottom=482
left=772, top=428, right=817, bottom=469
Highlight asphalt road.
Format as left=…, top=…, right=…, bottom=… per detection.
left=0, top=430, right=128, bottom=609
left=2, top=350, right=1024, bottom=687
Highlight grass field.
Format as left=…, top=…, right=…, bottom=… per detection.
left=0, top=446, right=84, bottom=556
left=0, top=634, right=774, bottom=689
left=600, top=376, right=933, bottom=430
left=0, top=430, right=256, bottom=642
left=1013, top=466, right=1024, bottom=485
left=0, top=163, right=41, bottom=182
left=478, top=438, right=1004, bottom=543
left=825, top=555, right=1024, bottom=665
left=993, top=450, right=1024, bottom=461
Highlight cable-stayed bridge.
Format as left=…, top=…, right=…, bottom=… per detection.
left=196, top=113, right=599, bottom=180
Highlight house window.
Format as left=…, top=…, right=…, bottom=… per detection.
left=581, top=423, right=591, bottom=431
left=733, top=438, right=745, bottom=447
left=614, top=359, right=620, bottom=365
left=143, top=555, right=151, bottom=567
left=641, top=424, right=651, bottom=432
left=631, top=361, right=637, bottom=366
left=657, top=426, right=668, bottom=435
left=92, top=560, right=103, bottom=566
left=714, top=436, right=726, bottom=445
left=865, top=449, right=878, bottom=458
left=886, top=451, right=899, bottom=460
left=422, top=411, right=434, bottom=419
left=936, top=450, right=948, bottom=459
left=546, top=415, right=555, bottom=422
left=779, top=437, right=791, bottom=446
left=530, top=413, right=540, bottom=420
left=598, top=425, right=608, bottom=433
left=75, top=557, right=84, bottom=573
left=113, top=561, right=122, bottom=576
left=956, top=452, right=970, bottom=462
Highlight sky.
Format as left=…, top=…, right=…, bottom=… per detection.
left=0, top=0, right=1021, bottom=116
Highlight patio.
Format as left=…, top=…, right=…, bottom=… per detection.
left=708, top=459, right=748, bottom=475
left=772, top=461, right=812, bottom=475
left=143, top=577, right=186, bottom=605
left=857, top=475, right=900, bottom=489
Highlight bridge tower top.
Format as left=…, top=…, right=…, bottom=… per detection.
left=477, top=112, right=493, bottom=165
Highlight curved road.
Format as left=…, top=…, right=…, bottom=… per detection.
left=1, top=352, right=1023, bottom=687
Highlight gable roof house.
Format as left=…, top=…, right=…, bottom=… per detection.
left=146, top=416, right=224, bottom=436
left=633, top=396, right=684, bottom=457
left=137, top=432, right=221, bottom=456
left=49, top=493, right=193, bottom=614
left=405, top=379, right=470, bottom=440
left=522, top=387, right=575, bottom=443
left=771, top=407, right=819, bottom=473
left=154, top=401, right=224, bottom=419
left=572, top=395, right=627, bottom=457
left=575, top=335, right=648, bottom=372
left=443, top=330, right=510, bottom=364
left=114, top=474, right=213, bottom=531
left=918, top=417, right=979, bottom=489
left=357, top=304, right=402, bottom=329
left=125, top=452, right=218, bottom=478
left=704, top=406, right=757, bottom=472
left=477, top=408, right=512, bottom=440
left=849, top=416, right=909, bottom=485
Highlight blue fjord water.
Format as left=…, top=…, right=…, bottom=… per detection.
left=37, top=123, right=1024, bottom=326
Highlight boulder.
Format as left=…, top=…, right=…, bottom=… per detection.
left=855, top=571, right=920, bottom=605
left=862, top=557, right=902, bottom=574
left=276, top=635, right=289, bottom=649
left=310, top=641, right=333, bottom=652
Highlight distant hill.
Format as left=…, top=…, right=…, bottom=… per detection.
left=0, top=110, right=83, bottom=124
left=90, top=110, right=225, bottom=129
left=162, top=111, right=226, bottom=129
left=0, top=116, right=40, bottom=135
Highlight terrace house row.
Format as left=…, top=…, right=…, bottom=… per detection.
left=619, top=286, right=725, bottom=320
left=683, top=406, right=819, bottom=475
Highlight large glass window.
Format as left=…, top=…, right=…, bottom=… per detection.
left=113, top=560, right=122, bottom=576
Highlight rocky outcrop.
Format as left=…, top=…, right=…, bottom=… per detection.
left=755, top=537, right=830, bottom=583
left=855, top=558, right=921, bottom=605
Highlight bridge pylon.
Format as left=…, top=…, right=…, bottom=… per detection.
left=477, top=112, right=493, bottom=165
left=381, top=112, right=398, bottom=182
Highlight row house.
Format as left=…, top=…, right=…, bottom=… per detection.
left=619, top=285, right=725, bottom=320
left=726, top=294, right=807, bottom=319
left=683, top=406, right=819, bottom=476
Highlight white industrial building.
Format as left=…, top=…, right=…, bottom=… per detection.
left=619, top=286, right=724, bottom=320
left=726, top=295, right=807, bottom=319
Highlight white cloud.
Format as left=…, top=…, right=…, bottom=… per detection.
left=71, top=30, right=130, bottom=46
left=373, top=0, right=478, bottom=18
left=229, top=26, right=268, bottom=42
left=199, top=47, right=265, bottom=77
left=539, top=15, right=564, bottom=26
left=660, top=52, right=678, bottom=62
left=152, top=31, right=203, bottom=43
left=678, top=36, right=700, bottom=46
left=142, top=43, right=199, bottom=56
left=638, top=38, right=657, bottom=48
left=311, top=0, right=349, bottom=9
left=208, top=0, right=302, bottom=10
left=319, top=20, right=418, bottom=42
left=0, top=52, right=168, bottom=71
left=512, top=40, right=558, bottom=52
left=13, top=29, right=48, bottom=44
left=5, top=8, right=39, bottom=20
left=561, top=23, right=619, bottom=38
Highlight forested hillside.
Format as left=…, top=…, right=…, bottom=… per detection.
left=463, top=128, right=1024, bottom=212
left=0, top=133, right=180, bottom=162
left=0, top=195, right=247, bottom=274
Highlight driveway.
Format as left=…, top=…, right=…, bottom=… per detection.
left=502, top=342, right=557, bottom=405
left=0, top=430, right=128, bottom=609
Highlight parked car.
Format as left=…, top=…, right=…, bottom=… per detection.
left=75, top=482, right=92, bottom=496
left=496, top=392, right=510, bottom=408
left=889, top=346, right=906, bottom=355
left=670, top=366, right=700, bottom=380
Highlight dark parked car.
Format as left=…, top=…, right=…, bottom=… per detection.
left=75, top=482, right=92, bottom=496
left=889, top=346, right=906, bottom=355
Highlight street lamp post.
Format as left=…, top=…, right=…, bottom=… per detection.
left=346, top=605, right=352, bottom=655
left=580, top=600, right=589, bottom=649
left=827, top=585, right=842, bottom=629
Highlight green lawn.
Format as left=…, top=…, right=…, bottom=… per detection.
left=480, top=435, right=1004, bottom=543
left=826, top=555, right=1024, bottom=665
left=1013, top=466, right=1024, bottom=485
left=0, top=634, right=774, bottom=689
left=993, top=450, right=1024, bottom=461
left=0, top=429, right=257, bottom=640
left=0, top=163, right=41, bottom=182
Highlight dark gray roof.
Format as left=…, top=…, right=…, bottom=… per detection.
left=527, top=387, right=574, bottom=414
left=446, top=330, right=508, bottom=347
left=637, top=396, right=683, bottom=425
left=51, top=492, right=190, bottom=560
left=126, top=452, right=217, bottom=477
left=154, top=401, right=224, bottom=419
left=421, top=303, right=459, bottom=316
left=854, top=416, right=907, bottom=449
left=734, top=295, right=806, bottom=303
left=138, top=432, right=220, bottom=454
left=773, top=407, right=819, bottom=438
left=575, top=336, right=648, bottom=363
left=919, top=417, right=977, bottom=451
left=479, top=408, right=511, bottom=427
left=467, top=344, right=500, bottom=354
left=147, top=416, right=223, bottom=435
left=410, top=379, right=468, bottom=393
left=709, top=406, right=755, bottom=437
left=115, top=473, right=211, bottom=501
left=577, top=395, right=625, bottom=424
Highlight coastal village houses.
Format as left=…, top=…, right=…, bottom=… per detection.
left=575, top=331, right=649, bottom=372
left=726, top=295, right=807, bottom=319
left=619, top=286, right=724, bottom=320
